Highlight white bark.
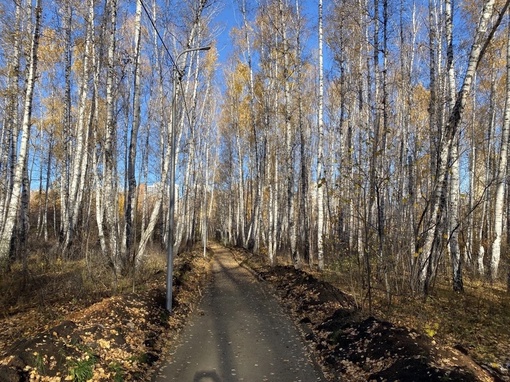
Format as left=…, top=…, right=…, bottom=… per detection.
left=278, top=0, right=298, bottom=266
left=446, top=0, right=463, bottom=292
left=65, top=0, right=93, bottom=249
left=317, top=0, right=325, bottom=271
left=417, top=0, right=501, bottom=294
left=124, top=0, right=143, bottom=264
left=0, top=1, right=22, bottom=241
left=466, top=77, right=477, bottom=269
left=103, top=0, right=120, bottom=273
left=59, top=0, right=72, bottom=246
left=490, top=21, right=510, bottom=281
left=0, top=0, right=41, bottom=267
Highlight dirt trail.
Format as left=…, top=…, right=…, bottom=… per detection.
left=154, top=244, right=324, bottom=382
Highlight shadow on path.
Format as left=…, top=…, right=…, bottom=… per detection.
left=193, top=370, right=222, bottom=382
left=154, top=244, right=324, bottom=382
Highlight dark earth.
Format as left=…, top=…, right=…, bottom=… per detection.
left=0, top=244, right=507, bottom=381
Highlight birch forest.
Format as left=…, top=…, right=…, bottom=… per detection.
left=2, top=0, right=510, bottom=301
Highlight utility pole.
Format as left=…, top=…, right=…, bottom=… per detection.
left=166, top=46, right=211, bottom=312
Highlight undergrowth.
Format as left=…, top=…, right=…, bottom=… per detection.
left=0, top=243, right=167, bottom=355
left=67, top=351, right=96, bottom=382
left=322, top=256, right=510, bottom=368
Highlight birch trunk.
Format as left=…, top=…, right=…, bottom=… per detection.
left=446, top=0, right=463, bottom=292
left=124, top=0, right=143, bottom=267
left=0, top=0, right=41, bottom=268
left=104, top=0, right=120, bottom=273
left=240, top=0, right=261, bottom=253
left=60, top=0, right=72, bottom=247
left=278, top=0, right=298, bottom=266
left=135, top=1, right=167, bottom=257
left=466, top=79, right=477, bottom=269
left=65, top=0, right=93, bottom=250
left=0, top=1, right=22, bottom=240
left=491, top=18, right=510, bottom=281
left=316, top=0, right=325, bottom=271
left=417, top=0, right=505, bottom=294
left=236, top=123, right=247, bottom=247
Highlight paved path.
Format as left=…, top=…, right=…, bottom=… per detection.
left=155, top=245, right=325, bottom=382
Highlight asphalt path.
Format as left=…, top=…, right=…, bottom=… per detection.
left=154, top=244, right=325, bottom=382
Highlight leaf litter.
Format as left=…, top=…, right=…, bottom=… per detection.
left=1, top=244, right=507, bottom=382
left=0, top=249, right=210, bottom=381
left=229, top=247, right=501, bottom=382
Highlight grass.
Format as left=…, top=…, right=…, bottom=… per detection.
left=67, top=351, right=96, bottom=382
left=108, top=361, right=125, bottom=382
left=33, top=351, right=46, bottom=374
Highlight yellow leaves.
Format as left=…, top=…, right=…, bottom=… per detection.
left=97, top=338, right=111, bottom=349
left=231, top=61, right=250, bottom=97
left=38, top=28, right=64, bottom=71
left=424, top=322, right=439, bottom=338
left=203, top=45, right=218, bottom=76
left=0, top=248, right=209, bottom=382
left=92, top=366, right=110, bottom=380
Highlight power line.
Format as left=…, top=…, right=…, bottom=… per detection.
left=139, top=0, right=176, bottom=69
left=139, top=0, right=209, bottom=148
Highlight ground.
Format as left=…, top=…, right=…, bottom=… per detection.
left=0, top=249, right=210, bottom=381
left=229, top=247, right=509, bottom=382
left=0, top=244, right=508, bottom=381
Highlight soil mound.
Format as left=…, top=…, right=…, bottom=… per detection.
left=251, top=260, right=494, bottom=381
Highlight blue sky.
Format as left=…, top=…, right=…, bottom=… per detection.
left=213, top=0, right=321, bottom=64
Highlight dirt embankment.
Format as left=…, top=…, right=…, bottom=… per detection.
left=230, top=247, right=505, bottom=382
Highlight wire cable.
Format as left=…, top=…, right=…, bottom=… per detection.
left=139, top=0, right=208, bottom=179
left=139, top=0, right=176, bottom=68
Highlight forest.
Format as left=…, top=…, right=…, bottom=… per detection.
left=1, top=0, right=510, bottom=379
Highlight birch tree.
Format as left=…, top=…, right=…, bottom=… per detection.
left=490, top=14, right=510, bottom=281
left=416, top=0, right=509, bottom=294
left=123, top=0, right=143, bottom=267
left=103, top=0, right=121, bottom=273
left=446, top=0, right=463, bottom=292
left=0, top=1, right=22, bottom=246
left=64, top=0, right=93, bottom=251
left=0, top=0, right=42, bottom=269
left=277, top=0, right=298, bottom=267
left=317, top=0, right=325, bottom=271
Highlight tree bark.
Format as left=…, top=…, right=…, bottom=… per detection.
left=446, top=0, right=463, bottom=292
left=317, top=0, right=325, bottom=271
left=0, top=0, right=42, bottom=269
left=490, top=13, right=510, bottom=281
left=124, top=0, right=143, bottom=269
left=417, top=0, right=505, bottom=294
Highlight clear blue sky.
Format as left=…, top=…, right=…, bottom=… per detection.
left=214, top=1, right=321, bottom=56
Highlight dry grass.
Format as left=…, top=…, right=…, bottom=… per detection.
left=374, top=279, right=510, bottom=366
left=0, top=243, right=168, bottom=355
left=320, top=256, right=510, bottom=369
left=0, top=242, right=211, bottom=381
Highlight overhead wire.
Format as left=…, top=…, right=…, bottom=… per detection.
left=138, top=0, right=208, bottom=173
left=139, top=0, right=176, bottom=68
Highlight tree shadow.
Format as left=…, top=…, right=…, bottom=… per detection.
left=193, top=370, right=222, bottom=382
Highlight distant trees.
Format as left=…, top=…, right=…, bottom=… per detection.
left=216, top=0, right=510, bottom=296
left=0, top=0, right=216, bottom=274
left=2, top=0, right=510, bottom=297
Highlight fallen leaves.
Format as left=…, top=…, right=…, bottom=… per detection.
left=229, top=247, right=496, bottom=382
left=0, top=248, right=211, bottom=381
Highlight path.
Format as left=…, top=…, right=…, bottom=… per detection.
left=154, top=244, right=325, bottom=382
